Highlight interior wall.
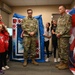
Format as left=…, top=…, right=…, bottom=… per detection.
left=9, top=5, right=71, bottom=51
left=0, top=9, right=9, bottom=27
left=9, top=5, right=71, bottom=27
left=0, top=10, right=1, bottom=14
left=71, top=0, right=75, bottom=8
left=1, top=10, right=9, bottom=27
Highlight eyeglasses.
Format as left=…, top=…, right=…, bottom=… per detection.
left=28, top=13, right=32, bottom=14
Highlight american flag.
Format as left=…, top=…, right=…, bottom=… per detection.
left=69, top=8, right=75, bottom=75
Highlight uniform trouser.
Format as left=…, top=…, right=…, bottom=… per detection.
left=23, top=36, right=36, bottom=59
left=52, top=38, right=58, bottom=58
left=0, top=52, right=7, bottom=70
left=44, top=40, right=49, bottom=58
left=58, top=37, right=69, bottom=64
left=58, top=39, right=61, bottom=58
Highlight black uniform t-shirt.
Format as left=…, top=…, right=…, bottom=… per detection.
left=51, top=25, right=57, bottom=40
left=51, top=25, right=58, bottom=47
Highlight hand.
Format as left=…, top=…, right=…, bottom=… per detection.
left=21, top=34, right=24, bottom=38
left=43, top=34, right=47, bottom=37
left=52, top=32, right=55, bottom=34
left=21, top=34, right=23, bottom=38
left=43, top=34, right=51, bottom=38
left=29, top=32, right=35, bottom=36
left=43, top=34, right=46, bottom=36
left=21, top=31, right=24, bottom=38
left=56, top=34, right=61, bottom=38
left=52, top=30, right=55, bottom=34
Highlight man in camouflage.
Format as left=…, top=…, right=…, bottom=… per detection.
left=55, top=6, right=72, bottom=70
left=21, top=8, right=39, bottom=67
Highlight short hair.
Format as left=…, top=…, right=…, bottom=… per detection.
left=27, top=8, right=33, bottom=13
left=59, top=5, right=66, bottom=9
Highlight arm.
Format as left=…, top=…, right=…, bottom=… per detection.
left=51, top=26, right=56, bottom=34
left=29, top=19, right=38, bottom=36
left=33, top=20, right=38, bottom=34
left=21, top=19, right=30, bottom=34
left=20, top=31, right=24, bottom=38
left=64, top=15, right=72, bottom=34
left=57, top=15, right=72, bottom=35
left=52, top=30, right=55, bottom=34
left=43, top=29, right=51, bottom=38
left=43, top=35, right=51, bottom=38
left=55, top=15, right=72, bottom=38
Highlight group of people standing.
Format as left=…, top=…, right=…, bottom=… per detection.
left=0, top=15, right=10, bottom=74
left=44, top=20, right=59, bottom=63
left=44, top=5, right=71, bottom=70
left=21, top=5, right=72, bottom=70
left=0, top=5, right=72, bottom=74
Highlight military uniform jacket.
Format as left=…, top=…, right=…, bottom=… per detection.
left=56, top=13, right=72, bottom=38
left=21, top=17, right=38, bottom=37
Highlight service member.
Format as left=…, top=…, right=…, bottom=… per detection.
left=55, top=6, right=72, bottom=70
left=21, top=8, right=39, bottom=67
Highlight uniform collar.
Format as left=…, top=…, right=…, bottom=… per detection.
left=60, top=13, right=66, bottom=18
left=27, top=17, right=34, bottom=20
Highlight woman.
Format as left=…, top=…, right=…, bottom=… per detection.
left=2, top=26, right=9, bottom=70
left=51, top=20, right=60, bottom=62
left=43, top=22, right=51, bottom=62
left=0, top=24, right=9, bottom=72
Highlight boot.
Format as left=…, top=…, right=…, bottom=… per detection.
left=58, top=63, right=68, bottom=70
left=23, top=59, right=27, bottom=67
left=55, top=62, right=64, bottom=68
left=32, top=59, right=39, bottom=65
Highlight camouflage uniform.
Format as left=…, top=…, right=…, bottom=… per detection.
left=21, top=17, right=38, bottom=59
left=56, top=13, right=72, bottom=64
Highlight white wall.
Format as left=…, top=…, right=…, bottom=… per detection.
left=9, top=5, right=71, bottom=27
left=8, top=5, right=71, bottom=51
left=1, top=10, right=9, bottom=27
left=71, top=0, right=75, bottom=8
